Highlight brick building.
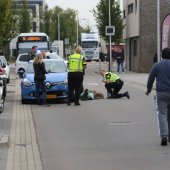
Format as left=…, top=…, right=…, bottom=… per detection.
left=12, top=0, right=45, bottom=32
left=123, top=0, right=170, bottom=72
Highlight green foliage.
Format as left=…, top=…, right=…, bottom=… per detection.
left=42, top=4, right=91, bottom=46
left=93, top=0, right=123, bottom=44
left=19, top=0, right=31, bottom=33
left=0, top=0, right=16, bottom=45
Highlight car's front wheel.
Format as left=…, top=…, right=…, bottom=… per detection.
left=21, top=97, right=27, bottom=104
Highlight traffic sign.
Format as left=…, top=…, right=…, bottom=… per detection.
left=105, top=26, right=115, bottom=36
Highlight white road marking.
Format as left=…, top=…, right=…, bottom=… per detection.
left=87, top=83, right=99, bottom=86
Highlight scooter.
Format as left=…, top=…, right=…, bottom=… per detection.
left=0, top=78, right=6, bottom=113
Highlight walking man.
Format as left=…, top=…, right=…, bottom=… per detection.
left=145, top=48, right=170, bottom=146
left=67, top=47, right=87, bottom=106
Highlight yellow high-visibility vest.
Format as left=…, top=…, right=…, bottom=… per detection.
left=68, top=53, right=86, bottom=72
left=104, top=72, right=120, bottom=82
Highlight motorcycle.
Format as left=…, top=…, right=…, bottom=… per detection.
left=0, top=77, right=6, bottom=113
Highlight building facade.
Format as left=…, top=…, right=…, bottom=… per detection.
left=12, top=0, right=45, bottom=32
left=123, top=0, right=170, bottom=72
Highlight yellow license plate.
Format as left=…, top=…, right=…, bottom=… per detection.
left=47, top=94, right=57, bottom=99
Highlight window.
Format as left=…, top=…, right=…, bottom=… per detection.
left=123, top=10, right=126, bottom=18
left=19, top=54, right=29, bottom=62
left=128, top=3, right=134, bottom=14
left=33, top=22, right=36, bottom=32
left=134, top=40, right=137, bottom=56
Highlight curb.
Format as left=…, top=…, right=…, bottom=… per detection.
left=0, top=134, right=9, bottom=148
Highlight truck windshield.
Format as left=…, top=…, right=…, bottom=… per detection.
left=82, top=41, right=98, bottom=48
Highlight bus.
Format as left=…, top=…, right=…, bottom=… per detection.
left=16, top=32, right=50, bottom=55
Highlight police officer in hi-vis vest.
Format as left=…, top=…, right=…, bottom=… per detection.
left=67, top=47, right=87, bottom=106
left=100, top=70, right=130, bottom=99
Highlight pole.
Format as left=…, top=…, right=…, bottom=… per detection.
left=109, top=0, right=112, bottom=71
left=58, top=13, right=60, bottom=41
left=157, top=0, right=160, bottom=62
left=76, top=11, right=79, bottom=47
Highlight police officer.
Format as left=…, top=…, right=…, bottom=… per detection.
left=100, top=70, right=130, bottom=99
left=67, top=47, right=87, bottom=106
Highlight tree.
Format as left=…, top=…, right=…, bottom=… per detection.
left=19, top=0, right=31, bottom=33
left=0, top=0, right=18, bottom=58
left=42, top=5, right=88, bottom=46
left=42, top=5, right=52, bottom=36
left=0, top=0, right=15, bottom=45
left=93, top=0, right=123, bottom=44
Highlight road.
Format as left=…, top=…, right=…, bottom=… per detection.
left=30, top=62, right=170, bottom=170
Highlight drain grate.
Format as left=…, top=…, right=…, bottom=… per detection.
left=106, top=121, right=133, bottom=125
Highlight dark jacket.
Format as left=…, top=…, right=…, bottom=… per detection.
left=116, top=51, right=124, bottom=63
left=28, top=51, right=36, bottom=60
left=33, top=62, right=47, bottom=81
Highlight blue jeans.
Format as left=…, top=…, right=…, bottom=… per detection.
left=35, top=80, right=46, bottom=105
left=117, top=61, right=124, bottom=73
left=155, top=92, right=170, bottom=138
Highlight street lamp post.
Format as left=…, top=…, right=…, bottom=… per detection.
left=58, top=11, right=69, bottom=41
left=58, top=12, right=62, bottom=41
left=109, top=0, right=112, bottom=71
left=58, top=10, right=79, bottom=46
left=157, top=0, right=161, bottom=62
left=76, top=10, right=79, bottom=47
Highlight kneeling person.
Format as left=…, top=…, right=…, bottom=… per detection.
left=100, top=70, right=130, bottom=99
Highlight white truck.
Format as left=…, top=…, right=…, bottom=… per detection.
left=51, top=40, right=64, bottom=58
left=81, top=32, right=107, bottom=61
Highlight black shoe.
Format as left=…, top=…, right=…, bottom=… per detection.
left=107, top=96, right=113, bottom=99
left=125, top=91, right=130, bottom=99
left=74, top=103, right=80, bottom=106
left=67, top=102, right=71, bottom=106
left=161, top=137, right=168, bottom=146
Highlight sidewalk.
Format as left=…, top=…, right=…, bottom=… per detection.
left=5, top=73, right=43, bottom=170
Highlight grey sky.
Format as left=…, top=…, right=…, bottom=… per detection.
left=45, top=0, right=122, bottom=32
left=45, top=0, right=100, bottom=31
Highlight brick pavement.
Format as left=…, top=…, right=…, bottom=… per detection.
left=5, top=78, right=43, bottom=170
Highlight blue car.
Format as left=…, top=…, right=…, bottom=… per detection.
left=21, top=59, right=68, bottom=104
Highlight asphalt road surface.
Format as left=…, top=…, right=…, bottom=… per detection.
left=31, top=62, right=170, bottom=170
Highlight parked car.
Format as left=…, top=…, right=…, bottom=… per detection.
left=21, top=59, right=68, bottom=104
left=15, top=53, right=29, bottom=78
left=0, top=55, right=10, bottom=84
left=16, top=52, right=68, bottom=78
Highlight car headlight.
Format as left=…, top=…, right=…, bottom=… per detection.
left=63, top=79, right=68, bottom=85
left=22, top=78, right=32, bottom=87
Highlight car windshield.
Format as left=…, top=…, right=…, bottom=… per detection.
left=46, top=53, right=63, bottom=60
left=82, top=41, right=98, bottom=48
left=27, top=60, right=67, bottom=73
